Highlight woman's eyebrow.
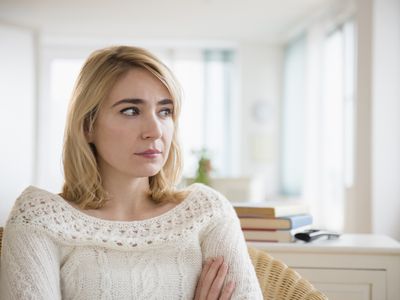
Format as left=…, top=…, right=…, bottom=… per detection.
left=111, top=98, right=173, bottom=108
left=158, top=99, right=174, bottom=106
left=111, top=98, right=144, bottom=108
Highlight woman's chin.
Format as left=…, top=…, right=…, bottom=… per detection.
left=134, top=167, right=162, bottom=178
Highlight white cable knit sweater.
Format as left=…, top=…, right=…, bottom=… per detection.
left=0, top=183, right=263, bottom=300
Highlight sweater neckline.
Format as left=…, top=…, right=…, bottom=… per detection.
left=26, top=184, right=199, bottom=226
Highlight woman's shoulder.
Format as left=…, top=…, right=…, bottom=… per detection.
left=6, top=185, right=65, bottom=228
left=184, top=183, right=236, bottom=218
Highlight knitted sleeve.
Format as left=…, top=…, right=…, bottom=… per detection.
left=199, top=187, right=263, bottom=300
left=0, top=224, right=61, bottom=300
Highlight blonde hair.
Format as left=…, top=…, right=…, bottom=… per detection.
left=62, top=46, right=187, bottom=209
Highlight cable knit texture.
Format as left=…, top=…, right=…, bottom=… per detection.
left=0, top=183, right=263, bottom=300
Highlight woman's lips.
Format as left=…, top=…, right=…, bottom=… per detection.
left=135, top=149, right=162, bottom=159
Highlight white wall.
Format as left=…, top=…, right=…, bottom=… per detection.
left=351, top=0, right=400, bottom=240
left=238, top=43, right=283, bottom=199
left=345, top=0, right=373, bottom=234
left=371, top=0, right=400, bottom=240
left=0, top=24, right=36, bottom=225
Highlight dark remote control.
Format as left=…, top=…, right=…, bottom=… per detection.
left=294, top=229, right=340, bottom=242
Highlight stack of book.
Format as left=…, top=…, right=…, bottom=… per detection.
left=233, top=201, right=312, bottom=243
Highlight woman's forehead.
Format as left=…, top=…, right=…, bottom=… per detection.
left=106, top=68, right=173, bottom=106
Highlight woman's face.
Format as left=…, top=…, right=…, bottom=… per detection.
left=88, top=67, right=174, bottom=180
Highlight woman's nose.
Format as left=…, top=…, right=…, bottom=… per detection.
left=141, top=114, right=162, bottom=140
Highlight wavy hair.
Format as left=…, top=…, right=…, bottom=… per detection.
left=62, top=46, right=187, bottom=209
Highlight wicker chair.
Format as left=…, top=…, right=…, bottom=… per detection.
left=0, top=227, right=326, bottom=299
left=248, top=247, right=327, bottom=299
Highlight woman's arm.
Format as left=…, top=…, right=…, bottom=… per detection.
left=0, top=225, right=61, bottom=300
left=199, top=190, right=263, bottom=300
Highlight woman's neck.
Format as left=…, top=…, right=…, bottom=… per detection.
left=96, top=168, right=161, bottom=220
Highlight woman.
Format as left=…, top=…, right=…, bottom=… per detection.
left=0, top=46, right=263, bottom=299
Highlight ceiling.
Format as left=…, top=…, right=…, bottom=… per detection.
left=0, top=0, right=344, bottom=43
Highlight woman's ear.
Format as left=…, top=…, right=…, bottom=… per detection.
left=85, top=128, right=94, bottom=143
left=84, top=116, right=95, bottom=143
left=86, top=128, right=97, bottom=156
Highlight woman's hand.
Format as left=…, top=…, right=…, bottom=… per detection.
left=194, top=256, right=236, bottom=300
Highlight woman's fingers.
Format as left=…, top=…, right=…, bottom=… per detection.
left=199, top=256, right=224, bottom=299
left=194, top=258, right=213, bottom=299
left=219, top=281, right=236, bottom=300
left=193, top=256, right=236, bottom=300
left=207, top=261, right=229, bottom=299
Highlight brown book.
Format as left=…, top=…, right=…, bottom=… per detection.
left=233, top=201, right=309, bottom=218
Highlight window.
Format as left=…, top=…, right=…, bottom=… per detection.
left=280, top=35, right=306, bottom=196
left=37, top=57, right=84, bottom=190
left=281, top=20, right=355, bottom=230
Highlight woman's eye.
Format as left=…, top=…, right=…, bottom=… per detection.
left=159, top=108, right=173, bottom=117
left=120, top=107, right=139, bottom=116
